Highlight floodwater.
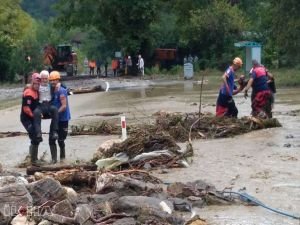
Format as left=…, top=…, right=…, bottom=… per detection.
left=0, top=80, right=299, bottom=224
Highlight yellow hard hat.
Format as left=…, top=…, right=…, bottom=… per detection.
left=49, top=71, right=61, bottom=81
left=233, top=57, right=243, bottom=66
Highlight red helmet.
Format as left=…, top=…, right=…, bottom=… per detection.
left=31, top=73, right=41, bottom=83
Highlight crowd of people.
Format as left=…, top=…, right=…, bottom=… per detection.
left=216, top=57, right=275, bottom=119
left=88, top=54, right=144, bottom=78
left=21, top=70, right=71, bottom=166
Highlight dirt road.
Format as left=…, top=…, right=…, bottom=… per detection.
left=0, top=80, right=299, bottom=224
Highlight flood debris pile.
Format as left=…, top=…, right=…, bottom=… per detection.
left=0, top=131, right=27, bottom=139
left=152, top=111, right=282, bottom=141
left=70, top=111, right=281, bottom=142
left=70, top=121, right=122, bottom=136
left=90, top=111, right=280, bottom=171
left=92, top=133, right=192, bottom=171
left=1, top=169, right=251, bottom=225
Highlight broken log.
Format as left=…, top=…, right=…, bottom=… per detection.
left=71, top=85, right=103, bottom=94
left=32, top=170, right=97, bottom=186
left=26, top=164, right=97, bottom=175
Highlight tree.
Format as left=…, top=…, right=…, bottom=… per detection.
left=0, top=0, right=33, bottom=81
left=55, top=0, right=159, bottom=56
left=179, top=0, right=248, bottom=68
left=268, top=0, right=300, bottom=66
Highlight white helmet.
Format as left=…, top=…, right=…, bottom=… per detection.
left=40, top=70, right=49, bottom=78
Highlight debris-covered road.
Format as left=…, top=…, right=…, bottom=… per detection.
left=0, top=78, right=299, bottom=224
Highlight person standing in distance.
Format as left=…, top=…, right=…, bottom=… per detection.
left=137, top=54, right=144, bottom=77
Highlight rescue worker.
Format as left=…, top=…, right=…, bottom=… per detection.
left=49, top=71, right=71, bottom=163
left=89, top=59, right=96, bottom=76
left=244, top=60, right=272, bottom=118
left=111, top=58, right=119, bottom=77
left=216, top=57, right=243, bottom=118
left=20, top=73, right=42, bottom=165
left=33, top=70, right=59, bottom=143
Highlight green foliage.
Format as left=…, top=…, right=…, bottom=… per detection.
left=0, top=0, right=34, bottom=81
left=180, top=0, right=248, bottom=68
left=169, top=65, right=183, bottom=75
left=267, top=0, right=300, bottom=66
left=145, top=65, right=160, bottom=75
left=21, top=0, right=59, bottom=21
left=55, top=0, right=159, bottom=56
left=0, top=36, right=12, bottom=81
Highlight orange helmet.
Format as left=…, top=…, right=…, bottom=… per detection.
left=49, top=71, right=61, bottom=81
left=233, top=57, right=243, bottom=66
left=31, top=73, right=41, bottom=83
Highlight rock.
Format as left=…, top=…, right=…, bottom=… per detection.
left=112, top=196, right=183, bottom=224
left=0, top=176, right=28, bottom=187
left=74, top=204, right=92, bottom=225
left=38, top=220, right=53, bottom=225
left=88, top=192, right=119, bottom=204
left=0, top=184, right=32, bottom=224
left=187, top=196, right=205, bottom=208
left=52, top=200, right=74, bottom=217
left=112, top=217, right=136, bottom=225
left=43, top=213, right=74, bottom=225
left=283, top=143, right=292, bottom=148
left=26, top=178, right=66, bottom=206
left=93, top=139, right=123, bottom=160
left=168, top=197, right=192, bottom=212
left=64, top=187, right=78, bottom=205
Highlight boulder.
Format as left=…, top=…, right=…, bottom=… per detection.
left=52, top=200, right=74, bottom=217
left=26, top=178, right=66, bottom=206
left=0, top=184, right=32, bottom=224
left=0, top=176, right=28, bottom=187
left=74, top=204, right=92, bottom=225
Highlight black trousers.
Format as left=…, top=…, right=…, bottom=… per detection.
left=217, top=93, right=238, bottom=118
left=21, top=116, right=40, bottom=145
left=49, top=121, right=69, bottom=149
left=33, top=102, right=58, bottom=136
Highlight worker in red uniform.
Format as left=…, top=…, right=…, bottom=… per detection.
left=20, top=73, right=42, bottom=165
left=244, top=60, right=272, bottom=118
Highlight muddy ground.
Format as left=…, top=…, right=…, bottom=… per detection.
left=0, top=77, right=299, bottom=225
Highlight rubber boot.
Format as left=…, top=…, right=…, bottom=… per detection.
left=50, top=145, right=57, bottom=164
left=29, top=145, right=33, bottom=155
left=60, top=147, right=65, bottom=162
left=30, top=145, right=41, bottom=166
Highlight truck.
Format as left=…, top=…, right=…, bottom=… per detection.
left=43, top=44, right=78, bottom=76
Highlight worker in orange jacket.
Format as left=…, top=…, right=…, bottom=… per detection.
left=89, top=59, right=96, bottom=76
left=111, top=58, right=119, bottom=77
left=20, top=73, right=42, bottom=165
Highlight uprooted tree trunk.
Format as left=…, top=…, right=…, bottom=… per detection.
left=26, top=164, right=97, bottom=175
left=30, top=170, right=97, bottom=187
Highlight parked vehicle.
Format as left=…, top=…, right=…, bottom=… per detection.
left=43, top=44, right=77, bottom=76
